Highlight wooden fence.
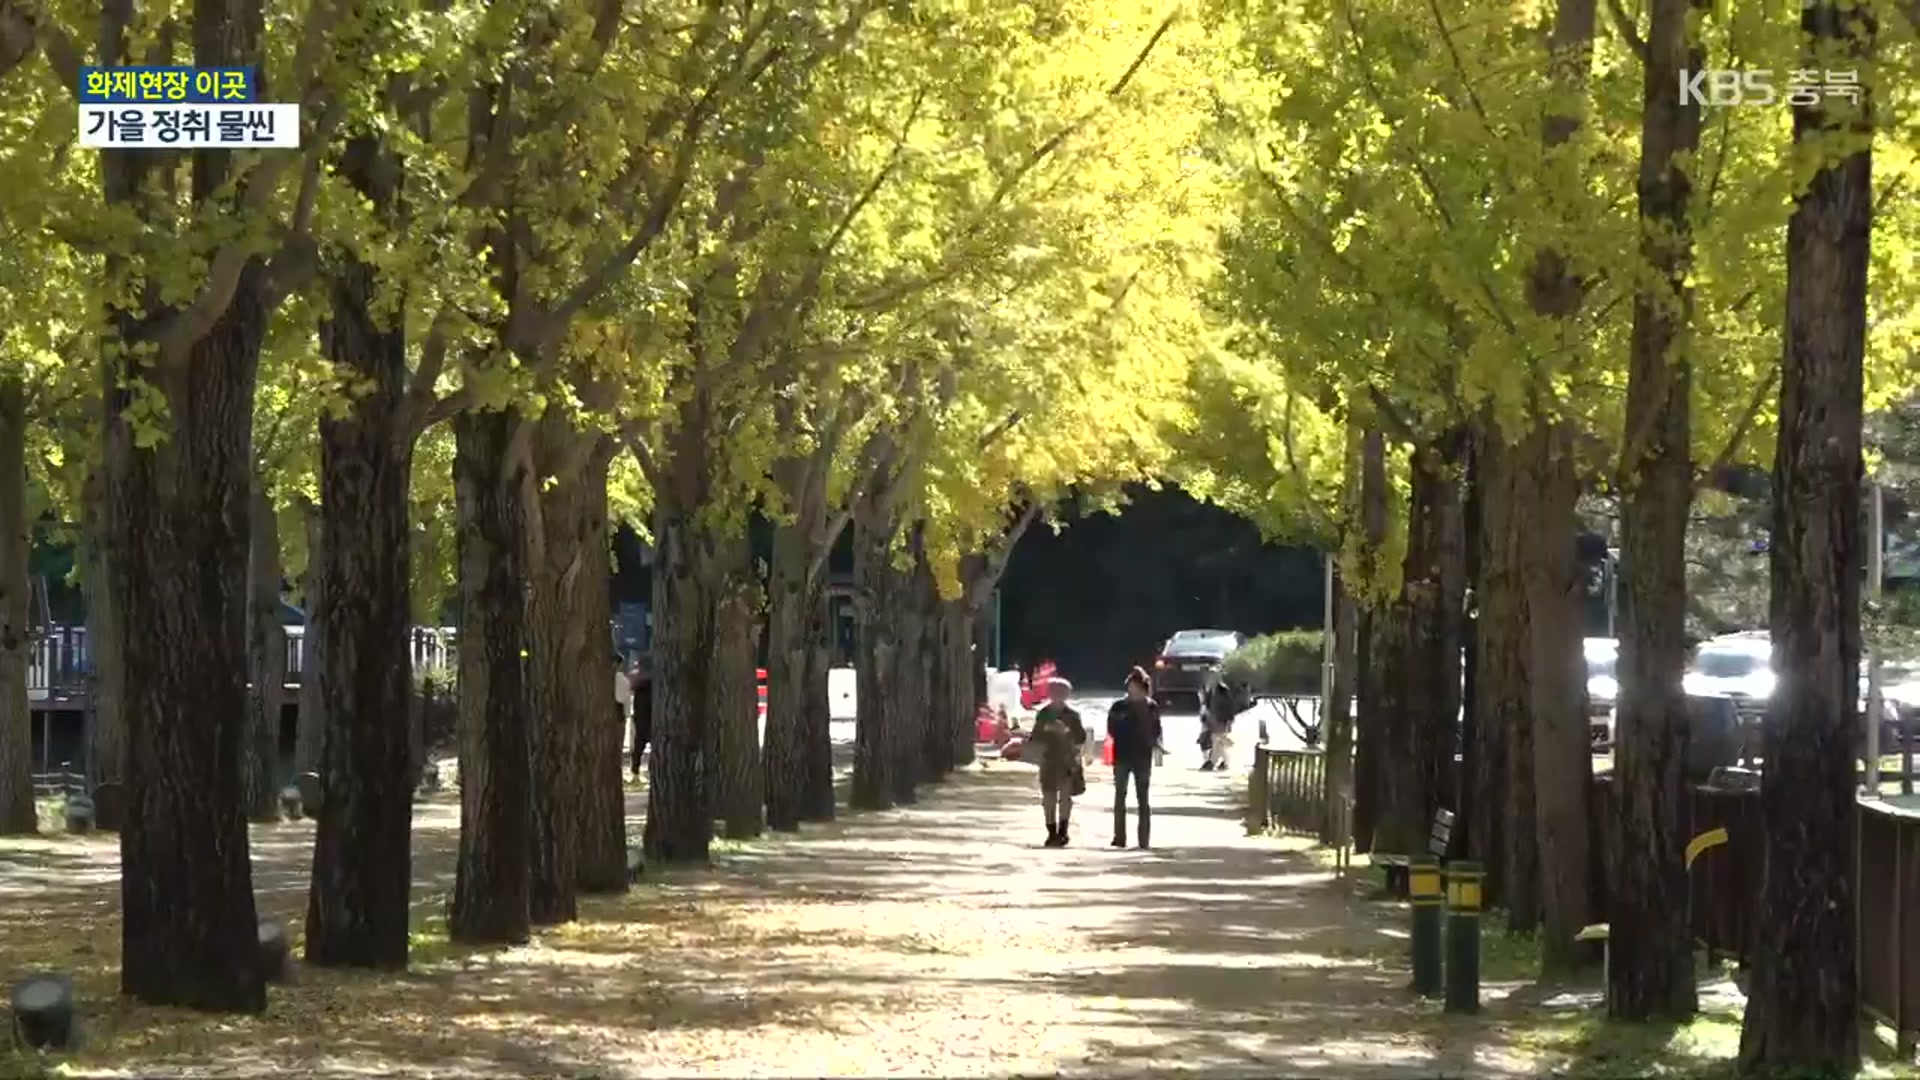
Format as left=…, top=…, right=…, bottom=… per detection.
left=1248, top=753, right=1920, bottom=1049
left=1588, top=778, right=1920, bottom=1053
left=1248, top=746, right=1328, bottom=837
left=1860, top=799, right=1920, bottom=1052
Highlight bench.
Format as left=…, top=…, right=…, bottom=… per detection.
left=1378, top=808, right=1455, bottom=896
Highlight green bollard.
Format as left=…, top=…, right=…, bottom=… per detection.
left=1408, top=855, right=1443, bottom=998
left=1445, top=860, right=1484, bottom=1014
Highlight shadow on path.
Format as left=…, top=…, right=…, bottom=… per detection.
left=1, top=751, right=1573, bottom=1077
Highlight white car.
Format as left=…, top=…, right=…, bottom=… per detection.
left=1684, top=631, right=1895, bottom=729
left=1585, top=637, right=1618, bottom=751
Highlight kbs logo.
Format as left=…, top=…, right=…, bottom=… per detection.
left=1679, top=69, right=1862, bottom=107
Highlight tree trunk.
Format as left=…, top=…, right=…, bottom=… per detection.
left=915, top=545, right=952, bottom=783
left=1421, top=439, right=1465, bottom=818
left=1320, top=573, right=1356, bottom=847
left=1351, top=428, right=1389, bottom=854
left=1456, top=428, right=1484, bottom=868
left=570, top=446, right=626, bottom=895
left=1472, top=424, right=1529, bottom=917
left=644, top=400, right=717, bottom=864
left=889, top=528, right=927, bottom=803
left=1371, top=594, right=1421, bottom=855
left=970, top=605, right=989, bottom=707
left=96, top=0, right=273, bottom=1011
left=1738, top=2, right=1872, bottom=1069
left=81, top=469, right=126, bottom=790
left=243, top=481, right=285, bottom=823
left=294, top=499, right=327, bottom=777
left=526, top=415, right=594, bottom=926
left=104, top=271, right=268, bottom=1013
left=1353, top=607, right=1379, bottom=854
left=945, top=599, right=976, bottom=769
left=850, top=506, right=899, bottom=811
left=0, top=378, right=32, bottom=835
left=1516, top=420, right=1593, bottom=973
left=1612, top=0, right=1707, bottom=1020
left=712, top=533, right=763, bottom=840
left=800, top=570, right=836, bottom=822
left=447, top=407, right=533, bottom=946
left=304, top=161, right=417, bottom=965
left=765, top=519, right=811, bottom=833
left=1375, top=441, right=1459, bottom=856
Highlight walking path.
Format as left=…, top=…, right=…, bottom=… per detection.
left=3, top=753, right=1647, bottom=1078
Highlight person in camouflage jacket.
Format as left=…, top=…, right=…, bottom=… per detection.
left=1029, top=677, right=1087, bottom=847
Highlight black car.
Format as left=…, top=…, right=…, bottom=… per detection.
left=1152, top=629, right=1247, bottom=711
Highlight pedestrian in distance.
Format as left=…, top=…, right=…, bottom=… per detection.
left=1201, top=675, right=1236, bottom=771
left=1029, top=676, right=1088, bottom=846
left=628, top=654, right=653, bottom=779
left=613, top=648, right=631, bottom=725
left=1106, top=666, right=1164, bottom=850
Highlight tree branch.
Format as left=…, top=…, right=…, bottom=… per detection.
left=848, top=12, right=1176, bottom=313
left=976, top=410, right=1023, bottom=449
left=0, top=0, right=35, bottom=79
left=150, top=0, right=347, bottom=361
left=1701, top=368, right=1778, bottom=481
left=1280, top=392, right=1340, bottom=539
left=1604, top=0, right=1649, bottom=63
left=35, top=16, right=81, bottom=93
left=622, top=425, right=663, bottom=490
left=964, top=500, right=1042, bottom=608
left=401, top=318, right=457, bottom=438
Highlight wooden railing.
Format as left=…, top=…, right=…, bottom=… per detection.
left=26, top=623, right=459, bottom=701
left=1249, top=746, right=1327, bottom=837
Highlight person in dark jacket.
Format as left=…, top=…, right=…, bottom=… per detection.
left=1106, top=666, right=1163, bottom=849
left=629, top=655, right=652, bottom=778
left=1030, top=677, right=1088, bottom=846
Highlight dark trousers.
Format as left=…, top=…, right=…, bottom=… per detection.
left=1113, top=757, right=1152, bottom=846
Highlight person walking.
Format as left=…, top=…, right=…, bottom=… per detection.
left=1029, top=676, right=1088, bottom=846
left=1201, top=675, right=1236, bottom=771
left=614, top=648, right=631, bottom=727
left=628, top=654, right=653, bottom=779
left=1106, top=666, right=1163, bottom=849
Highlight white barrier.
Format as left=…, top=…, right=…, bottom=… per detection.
left=828, top=667, right=857, bottom=720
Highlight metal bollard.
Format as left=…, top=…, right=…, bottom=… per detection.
left=1408, top=855, right=1443, bottom=998
left=1444, top=860, right=1484, bottom=1014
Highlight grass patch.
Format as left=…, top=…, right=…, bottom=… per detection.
left=1478, top=915, right=1544, bottom=983
left=1507, top=1003, right=1743, bottom=1078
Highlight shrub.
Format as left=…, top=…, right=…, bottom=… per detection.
left=414, top=667, right=458, bottom=754
left=1220, top=630, right=1324, bottom=696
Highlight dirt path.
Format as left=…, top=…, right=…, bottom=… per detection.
left=2, top=758, right=1567, bottom=1078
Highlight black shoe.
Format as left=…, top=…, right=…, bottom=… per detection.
left=1137, top=841, right=1151, bottom=850
left=1199, top=761, right=1216, bottom=772
left=1110, top=836, right=1125, bottom=848
left=1044, top=824, right=1060, bottom=846
left=1057, top=827, right=1071, bottom=847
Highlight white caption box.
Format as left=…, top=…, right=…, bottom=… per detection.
left=78, top=103, right=301, bottom=149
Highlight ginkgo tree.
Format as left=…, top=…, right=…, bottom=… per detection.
left=0, top=45, right=88, bottom=836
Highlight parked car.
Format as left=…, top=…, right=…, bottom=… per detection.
left=1152, top=629, right=1247, bottom=711
left=1683, top=631, right=1898, bottom=744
